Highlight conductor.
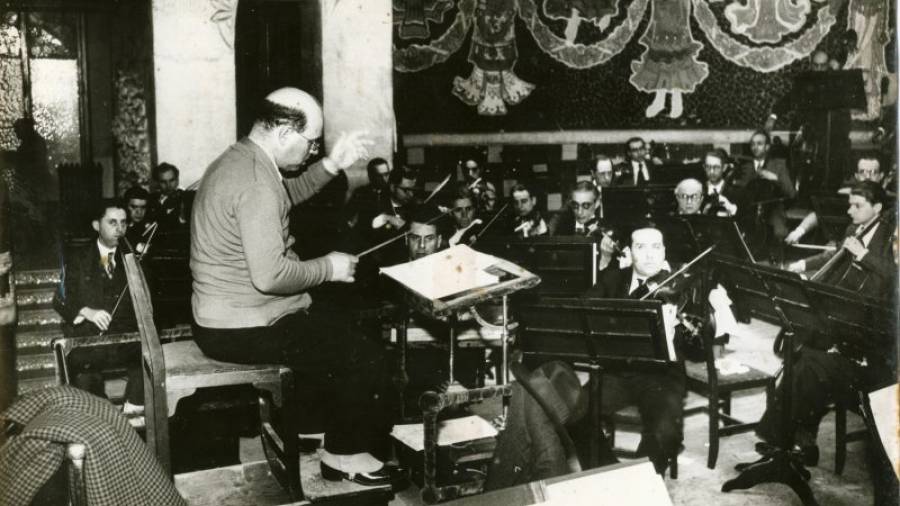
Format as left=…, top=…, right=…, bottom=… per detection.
left=190, top=88, right=396, bottom=486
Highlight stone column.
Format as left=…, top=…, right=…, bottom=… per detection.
left=321, top=0, right=394, bottom=190
left=152, top=0, right=238, bottom=188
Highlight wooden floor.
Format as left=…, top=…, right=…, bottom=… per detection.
left=207, top=318, right=873, bottom=505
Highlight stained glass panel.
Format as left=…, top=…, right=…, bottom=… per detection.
left=0, top=12, right=20, bottom=57
left=26, top=12, right=76, bottom=59
left=0, top=58, right=24, bottom=151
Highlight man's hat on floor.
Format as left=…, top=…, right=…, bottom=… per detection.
left=509, top=358, right=587, bottom=427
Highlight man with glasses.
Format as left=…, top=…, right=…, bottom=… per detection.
left=614, top=137, right=656, bottom=187
left=673, top=178, right=704, bottom=215
left=549, top=181, right=603, bottom=236
left=700, top=149, right=738, bottom=217
left=190, top=88, right=400, bottom=487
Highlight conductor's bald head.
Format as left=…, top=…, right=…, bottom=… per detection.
left=250, top=87, right=324, bottom=169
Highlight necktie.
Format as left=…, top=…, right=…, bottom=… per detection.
left=631, top=277, right=648, bottom=297
left=106, top=252, right=115, bottom=279
left=755, top=160, right=763, bottom=172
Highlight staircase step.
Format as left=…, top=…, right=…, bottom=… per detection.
left=16, top=352, right=57, bottom=380
left=16, top=328, right=61, bottom=353
left=14, top=269, right=61, bottom=288
left=16, top=287, right=56, bottom=309
left=17, top=376, right=59, bottom=395
left=17, top=308, right=63, bottom=329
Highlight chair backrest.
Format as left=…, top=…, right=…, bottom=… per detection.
left=122, top=252, right=172, bottom=473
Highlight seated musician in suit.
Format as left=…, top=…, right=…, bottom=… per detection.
left=463, top=158, right=497, bottom=205
left=150, top=162, right=186, bottom=230
left=614, top=137, right=658, bottom=187
left=445, top=185, right=484, bottom=247
left=785, top=156, right=890, bottom=244
left=359, top=166, right=419, bottom=238
left=673, top=178, right=704, bottom=216
left=124, top=186, right=155, bottom=253
left=585, top=226, right=685, bottom=475
left=549, top=181, right=620, bottom=272
left=700, top=149, right=739, bottom=217
left=734, top=131, right=795, bottom=259
left=755, top=181, right=896, bottom=466
left=352, top=157, right=393, bottom=206
left=592, top=155, right=615, bottom=190
left=506, top=183, right=548, bottom=238
left=52, top=201, right=144, bottom=409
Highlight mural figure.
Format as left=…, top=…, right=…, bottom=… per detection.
left=453, top=0, right=535, bottom=115
left=394, top=0, right=456, bottom=39
left=843, top=0, right=893, bottom=120
left=725, top=0, right=812, bottom=44
left=629, top=0, right=709, bottom=118
left=543, top=0, right=619, bottom=42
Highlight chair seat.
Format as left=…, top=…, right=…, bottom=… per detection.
left=684, top=360, right=772, bottom=390
left=163, top=340, right=287, bottom=391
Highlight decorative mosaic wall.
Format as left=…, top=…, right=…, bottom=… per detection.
left=394, top=0, right=893, bottom=132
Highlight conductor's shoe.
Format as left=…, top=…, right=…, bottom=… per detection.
left=320, top=462, right=392, bottom=487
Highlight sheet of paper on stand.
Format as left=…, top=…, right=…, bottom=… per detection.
left=540, top=461, right=672, bottom=505
left=867, top=383, right=899, bottom=479
left=381, top=245, right=500, bottom=300
left=391, top=415, right=499, bottom=453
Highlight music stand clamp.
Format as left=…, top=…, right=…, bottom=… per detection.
left=517, top=296, right=674, bottom=468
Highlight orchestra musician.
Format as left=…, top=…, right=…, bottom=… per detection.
left=189, top=88, right=399, bottom=487
left=506, top=183, right=548, bottom=238
left=584, top=226, right=685, bottom=475
left=614, top=137, right=657, bottom=187
left=548, top=181, right=620, bottom=271
left=592, top=155, right=615, bottom=190
left=757, top=181, right=896, bottom=467
left=673, top=179, right=704, bottom=216
left=445, top=185, right=484, bottom=247
left=700, top=149, right=739, bottom=217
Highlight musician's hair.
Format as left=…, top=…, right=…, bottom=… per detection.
left=704, top=148, right=729, bottom=166
left=850, top=180, right=887, bottom=206
left=153, top=162, right=179, bottom=180
left=675, top=178, right=703, bottom=195
left=629, top=223, right=664, bottom=246
left=750, top=130, right=771, bottom=145
left=625, top=137, right=645, bottom=149
left=390, top=166, right=418, bottom=185
left=254, top=98, right=308, bottom=132
left=408, top=203, right=444, bottom=227
left=124, top=186, right=150, bottom=203
left=856, top=155, right=882, bottom=172
left=510, top=183, right=534, bottom=198
left=366, top=157, right=390, bottom=180
left=570, top=180, right=599, bottom=199
left=93, top=200, right=127, bottom=222
left=452, top=183, right=476, bottom=203
left=594, top=154, right=613, bottom=171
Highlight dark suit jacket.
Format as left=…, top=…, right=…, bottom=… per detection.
left=52, top=242, right=137, bottom=337
left=150, top=189, right=186, bottom=229
left=701, top=181, right=740, bottom=216
left=587, top=266, right=634, bottom=299
left=735, top=157, right=796, bottom=199
left=613, top=160, right=657, bottom=187
left=804, top=219, right=895, bottom=296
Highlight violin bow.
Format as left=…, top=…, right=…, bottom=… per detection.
left=473, top=202, right=510, bottom=241
left=98, top=223, right=160, bottom=336
left=423, top=172, right=453, bottom=204
left=640, top=245, right=716, bottom=301
left=357, top=207, right=452, bottom=258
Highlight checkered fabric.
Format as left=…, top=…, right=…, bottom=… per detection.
left=0, top=386, right=185, bottom=506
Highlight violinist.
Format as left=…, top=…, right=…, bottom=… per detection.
left=786, top=181, right=894, bottom=296
left=506, top=183, right=548, bottom=238
left=548, top=181, right=604, bottom=236
left=445, top=185, right=484, bottom=247
left=585, top=226, right=685, bottom=476
left=700, top=149, right=738, bottom=217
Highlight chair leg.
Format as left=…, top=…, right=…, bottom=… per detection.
left=669, top=456, right=678, bottom=480
left=708, top=392, right=720, bottom=470
left=258, top=371, right=302, bottom=500
left=835, top=404, right=847, bottom=475
left=721, top=392, right=732, bottom=416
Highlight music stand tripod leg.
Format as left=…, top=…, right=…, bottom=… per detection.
left=588, top=363, right=602, bottom=468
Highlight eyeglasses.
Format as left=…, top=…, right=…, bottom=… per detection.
left=704, top=164, right=723, bottom=170
left=297, top=131, right=321, bottom=153
left=569, top=201, right=596, bottom=211
left=676, top=193, right=702, bottom=202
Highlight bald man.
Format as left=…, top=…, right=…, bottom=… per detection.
left=674, top=178, right=704, bottom=215
left=190, top=88, right=397, bottom=486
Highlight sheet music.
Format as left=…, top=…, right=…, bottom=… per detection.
left=380, top=245, right=500, bottom=300
left=541, top=461, right=672, bottom=505
left=391, top=415, right=499, bottom=452
left=868, top=384, right=899, bottom=479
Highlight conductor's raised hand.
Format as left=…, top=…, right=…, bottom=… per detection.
left=327, top=131, right=375, bottom=171
left=326, top=251, right=359, bottom=283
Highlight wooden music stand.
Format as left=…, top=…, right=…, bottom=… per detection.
left=516, top=296, right=673, bottom=468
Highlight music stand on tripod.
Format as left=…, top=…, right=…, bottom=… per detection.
left=516, top=296, right=674, bottom=468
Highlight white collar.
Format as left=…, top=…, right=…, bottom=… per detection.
left=97, top=239, right=117, bottom=259
left=629, top=262, right=672, bottom=293
left=248, top=137, right=282, bottom=182
left=708, top=181, right=724, bottom=194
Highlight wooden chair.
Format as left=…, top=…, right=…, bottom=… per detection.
left=684, top=333, right=775, bottom=469
left=833, top=402, right=867, bottom=475
left=121, top=253, right=301, bottom=499
left=602, top=407, right=679, bottom=479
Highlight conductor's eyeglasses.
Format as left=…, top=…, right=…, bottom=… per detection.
left=297, top=131, right=321, bottom=153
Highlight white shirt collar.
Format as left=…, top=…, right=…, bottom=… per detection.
left=629, top=262, right=672, bottom=294
left=97, top=239, right=116, bottom=259
left=708, top=181, right=725, bottom=194
left=248, top=137, right=282, bottom=182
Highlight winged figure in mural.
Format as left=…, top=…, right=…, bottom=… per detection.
left=542, top=0, right=619, bottom=42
